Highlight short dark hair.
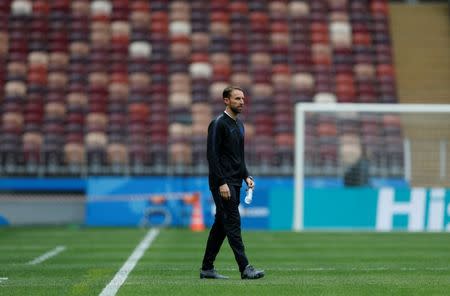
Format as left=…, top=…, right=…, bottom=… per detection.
left=222, top=86, right=244, bottom=99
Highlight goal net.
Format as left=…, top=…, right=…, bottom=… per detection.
left=294, top=103, right=450, bottom=231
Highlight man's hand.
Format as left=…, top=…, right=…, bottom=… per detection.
left=245, top=177, right=255, bottom=189
left=219, top=184, right=231, bottom=200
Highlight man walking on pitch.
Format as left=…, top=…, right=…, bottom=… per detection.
left=200, top=86, right=264, bottom=280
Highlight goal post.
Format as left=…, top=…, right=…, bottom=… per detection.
left=294, top=103, right=450, bottom=231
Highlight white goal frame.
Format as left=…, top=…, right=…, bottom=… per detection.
left=294, top=103, right=450, bottom=231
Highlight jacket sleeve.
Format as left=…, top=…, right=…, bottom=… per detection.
left=207, top=119, right=227, bottom=186
left=242, top=124, right=250, bottom=180
left=243, top=158, right=250, bottom=180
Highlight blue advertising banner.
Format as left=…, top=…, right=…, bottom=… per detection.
left=304, top=187, right=450, bottom=231
left=87, top=177, right=210, bottom=227
left=2, top=176, right=446, bottom=231
left=86, top=177, right=272, bottom=229
left=304, top=188, right=377, bottom=229
left=86, top=177, right=449, bottom=231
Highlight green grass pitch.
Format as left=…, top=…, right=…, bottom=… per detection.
left=0, top=227, right=449, bottom=295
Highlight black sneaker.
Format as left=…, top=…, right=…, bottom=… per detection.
left=200, top=268, right=229, bottom=279
left=241, top=265, right=265, bottom=279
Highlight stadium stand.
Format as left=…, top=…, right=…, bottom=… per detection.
left=0, top=0, right=399, bottom=176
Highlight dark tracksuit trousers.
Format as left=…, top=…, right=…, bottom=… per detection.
left=201, top=185, right=249, bottom=273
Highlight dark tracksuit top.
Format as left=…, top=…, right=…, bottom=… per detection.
left=203, top=111, right=250, bottom=272
left=207, top=112, right=249, bottom=189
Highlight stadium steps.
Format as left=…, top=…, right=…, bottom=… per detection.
left=389, top=3, right=450, bottom=103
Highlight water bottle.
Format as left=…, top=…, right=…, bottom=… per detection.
left=244, top=188, right=253, bottom=204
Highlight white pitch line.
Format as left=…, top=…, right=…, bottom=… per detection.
left=0, top=277, right=8, bottom=284
left=27, top=246, right=66, bottom=265
left=99, top=228, right=160, bottom=296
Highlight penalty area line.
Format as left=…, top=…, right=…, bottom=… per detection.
left=99, top=228, right=160, bottom=296
left=27, top=246, right=66, bottom=265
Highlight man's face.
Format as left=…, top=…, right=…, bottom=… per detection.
left=225, top=89, right=245, bottom=114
